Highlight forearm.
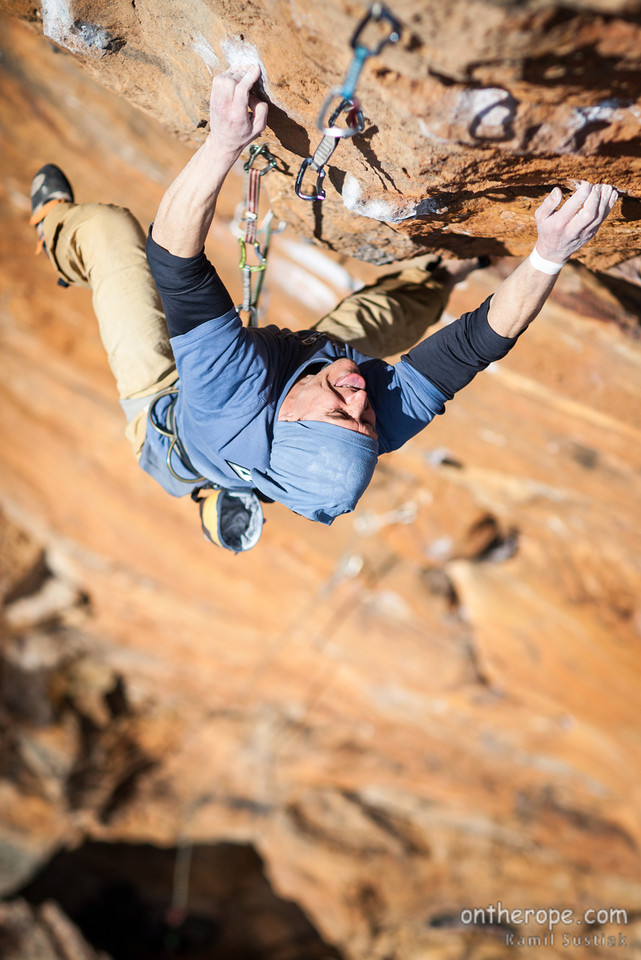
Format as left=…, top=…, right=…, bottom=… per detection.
left=152, top=66, right=267, bottom=258
left=487, top=256, right=557, bottom=338
left=488, top=180, right=618, bottom=338
left=404, top=297, right=517, bottom=400
left=151, top=136, right=238, bottom=258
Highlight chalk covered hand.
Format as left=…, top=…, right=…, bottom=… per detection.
left=533, top=180, right=618, bottom=266
left=488, top=180, right=618, bottom=337
left=151, top=64, right=269, bottom=257
left=208, top=65, right=268, bottom=165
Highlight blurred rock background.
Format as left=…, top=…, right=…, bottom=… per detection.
left=1, top=3, right=641, bottom=958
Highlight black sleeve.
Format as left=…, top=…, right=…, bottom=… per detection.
left=146, top=227, right=235, bottom=338
left=403, top=296, right=519, bottom=400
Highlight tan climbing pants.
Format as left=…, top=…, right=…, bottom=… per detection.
left=41, top=202, right=179, bottom=456
left=314, top=266, right=448, bottom=359
left=40, top=201, right=449, bottom=457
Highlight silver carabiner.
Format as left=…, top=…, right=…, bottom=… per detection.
left=295, top=157, right=327, bottom=201
left=350, top=3, right=402, bottom=59
left=316, top=93, right=365, bottom=138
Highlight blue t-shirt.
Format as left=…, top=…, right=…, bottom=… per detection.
left=143, top=233, right=516, bottom=497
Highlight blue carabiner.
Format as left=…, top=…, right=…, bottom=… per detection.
left=340, top=3, right=402, bottom=100
left=296, top=3, right=402, bottom=203
left=340, top=47, right=370, bottom=102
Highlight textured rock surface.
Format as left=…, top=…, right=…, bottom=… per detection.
left=0, top=898, right=113, bottom=960
left=2, top=10, right=641, bottom=960
left=4, top=0, right=641, bottom=266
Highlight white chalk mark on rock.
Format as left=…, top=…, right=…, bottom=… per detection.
left=221, top=37, right=270, bottom=97
left=41, top=0, right=78, bottom=52
left=192, top=34, right=219, bottom=74
left=456, top=87, right=516, bottom=140
left=41, top=0, right=121, bottom=56
left=342, top=173, right=436, bottom=223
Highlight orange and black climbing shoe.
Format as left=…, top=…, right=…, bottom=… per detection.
left=30, top=163, right=74, bottom=255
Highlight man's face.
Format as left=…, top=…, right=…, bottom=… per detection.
left=278, top=358, right=378, bottom=440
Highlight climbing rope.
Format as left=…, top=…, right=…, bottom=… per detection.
left=234, top=143, right=285, bottom=327
left=166, top=839, right=193, bottom=931
left=295, top=2, right=402, bottom=201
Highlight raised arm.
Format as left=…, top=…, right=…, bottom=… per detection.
left=487, top=181, right=619, bottom=338
left=151, top=66, right=268, bottom=258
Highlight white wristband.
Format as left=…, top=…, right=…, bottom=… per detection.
left=529, top=248, right=565, bottom=275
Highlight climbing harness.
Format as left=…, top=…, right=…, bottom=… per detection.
left=235, top=143, right=285, bottom=327
left=148, top=387, right=206, bottom=485
left=295, top=2, right=402, bottom=201
left=148, top=388, right=264, bottom=552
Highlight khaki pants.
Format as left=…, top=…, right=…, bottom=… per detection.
left=41, top=202, right=449, bottom=456
left=314, top=266, right=448, bottom=357
left=41, top=202, right=179, bottom=456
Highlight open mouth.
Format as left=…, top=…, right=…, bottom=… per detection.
left=333, top=372, right=367, bottom=390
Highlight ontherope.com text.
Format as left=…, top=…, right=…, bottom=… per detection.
left=460, top=903, right=628, bottom=933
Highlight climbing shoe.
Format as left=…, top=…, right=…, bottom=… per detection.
left=30, top=163, right=74, bottom=220
left=30, top=163, right=74, bottom=255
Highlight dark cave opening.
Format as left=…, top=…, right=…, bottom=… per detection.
left=14, top=840, right=342, bottom=960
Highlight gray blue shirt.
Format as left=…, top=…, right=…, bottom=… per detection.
left=143, top=234, right=517, bottom=497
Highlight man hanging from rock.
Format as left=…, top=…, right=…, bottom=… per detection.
left=29, top=66, right=619, bottom=552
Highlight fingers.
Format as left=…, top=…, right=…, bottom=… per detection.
left=211, top=71, right=236, bottom=113
left=251, top=99, right=269, bottom=137
left=235, top=63, right=262, bottom=95
left=556, top=179, right=592, bottom=222
left=533, top=180, right=618, bottom=263
left=224, top=65, right=267, bottom=120
left=599, top=184, right=619, bottom=221
left=574, top=183, right=619, bottom=230
left=211, top=64, right=262, bottom=110
left=210, top=63, right=268, bottom=148
left=230, top=64, right=263, bottom=113
left=573, top=182, right=602, bottom=223
left=535, top=186, right=563, bottom=221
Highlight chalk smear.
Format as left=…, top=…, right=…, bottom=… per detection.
left=342, top=173, right=440, bottom=223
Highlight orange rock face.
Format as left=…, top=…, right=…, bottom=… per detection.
left=2, top=9, right=641, bottom=960
left=4, top=0, right=641, bottom=267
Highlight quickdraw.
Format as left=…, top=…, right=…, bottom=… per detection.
left=235, top=143, right=285, bottom=327
left=295, top=2, right=402, bottom=201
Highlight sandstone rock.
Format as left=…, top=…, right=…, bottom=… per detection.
left=19, top=841, right=343, bottom=960
left=4, top=578, right=85, bottom=631
left=0, top=898, right=113, bottom=960
left=0, top=510, right=46, bottom=606
left=2, top=12, right=641, bottom=960
left=3, top=0, right=641, bottom=266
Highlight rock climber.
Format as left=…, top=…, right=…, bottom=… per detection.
left=30, top=66, right=618, bottom=551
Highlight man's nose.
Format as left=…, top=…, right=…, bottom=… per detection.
left=342, top=387, right=369, bottom=413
